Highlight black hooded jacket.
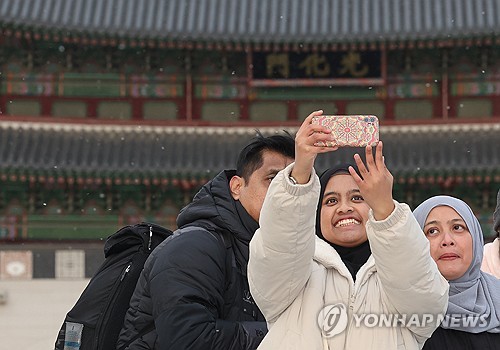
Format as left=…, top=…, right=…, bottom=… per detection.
left=117, top=170, right=267, bottom=350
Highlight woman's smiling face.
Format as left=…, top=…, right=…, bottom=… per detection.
left=320, top=174, right=370, bottom=247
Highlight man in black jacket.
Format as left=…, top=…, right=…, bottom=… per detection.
left=117, top=132, right=295, bottom=349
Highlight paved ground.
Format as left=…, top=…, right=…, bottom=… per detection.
left=0, top=279, right=89, bottom=350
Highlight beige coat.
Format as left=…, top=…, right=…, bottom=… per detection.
left=482, top=237, right=500, bottom=278
left=248, top=164, right=449, bottom=350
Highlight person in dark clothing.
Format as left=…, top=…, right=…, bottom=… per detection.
left=414, top=195, right=500, bottom=350
left=117, top=132, right=295, bottom=350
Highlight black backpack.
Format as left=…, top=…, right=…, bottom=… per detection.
left=54, top=222, right=172, bottom=350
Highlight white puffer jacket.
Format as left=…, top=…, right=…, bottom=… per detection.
left=248, top=163, right=449, bottom=350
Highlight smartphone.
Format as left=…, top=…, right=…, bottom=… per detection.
left=311, top=115, right=379, bottom=147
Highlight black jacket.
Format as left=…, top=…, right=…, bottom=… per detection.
left=422, top=327, right=500, bottom=350
left=117, top=170, right=267, bottom=349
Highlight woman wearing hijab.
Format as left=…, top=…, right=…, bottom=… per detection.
left=248, top=111, right=448, bottom=349
left=314, top=164, right=372, bottom=280
left=413, top=195, right=500, bottom=349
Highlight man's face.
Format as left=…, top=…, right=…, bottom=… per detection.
left=230, top=150, right=293, bottom=223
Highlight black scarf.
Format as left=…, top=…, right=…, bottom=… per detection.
left=315, top=164, right=372, bottom=281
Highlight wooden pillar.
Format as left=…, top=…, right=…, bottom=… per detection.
left=441, top=49, right=449, bottom=119
left=185, top=52, right=193, bottom=121
left=381, top=47, right=392, bottom=120
left=244, top=47, right=253, bottom=121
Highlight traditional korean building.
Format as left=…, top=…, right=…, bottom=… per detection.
left=1, top=0, right=499, bottom=242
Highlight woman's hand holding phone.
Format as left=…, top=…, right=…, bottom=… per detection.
left=291, top=110, right=338, bottom=184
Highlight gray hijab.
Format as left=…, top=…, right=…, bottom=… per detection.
left=413, top=195, right=500, bottom=333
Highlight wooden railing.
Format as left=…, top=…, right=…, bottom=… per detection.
left=0, top=214, right=176, bottom=241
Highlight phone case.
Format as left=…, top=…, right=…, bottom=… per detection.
left=311, top=115, right=379, bottom=147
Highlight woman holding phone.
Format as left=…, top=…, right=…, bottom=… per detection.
left=248, top=111, right=448, bottom=349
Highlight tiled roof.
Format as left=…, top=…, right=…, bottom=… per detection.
left=1, top=121, right=499, bottom=182
left=1, top=0, right=499, bottom=44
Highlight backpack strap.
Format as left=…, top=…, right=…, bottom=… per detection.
left=118, top=225, right=232, bottom=349
left=185, top=227, right=233, bottom=289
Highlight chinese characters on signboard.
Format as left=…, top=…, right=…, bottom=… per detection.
left=252, top=51, right=382, bottom=86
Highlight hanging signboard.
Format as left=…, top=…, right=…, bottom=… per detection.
left=251, top=50, right=383, bottom=87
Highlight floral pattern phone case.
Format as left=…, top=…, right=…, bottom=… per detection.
left=311, top=115, right=379, bottom=147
